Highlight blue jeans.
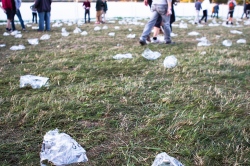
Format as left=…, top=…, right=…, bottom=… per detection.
left=38, top=12, right=51, bottom=31
left=11, top=9, right=25, bottom=30
left=140, top=4, right=171, bottom=43
left=85, top=9, right=90, bottom=23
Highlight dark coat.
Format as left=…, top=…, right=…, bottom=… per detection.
left=34, top=0, right=52, bottom=13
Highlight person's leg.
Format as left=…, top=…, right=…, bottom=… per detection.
left=139, top=5, right=159, bottom=43
left=204, top=10, right=207, bottom=22
left=200, top=10, right=205, bottom=22
left=96, top=11, right=100, bottom=23
left=84, top=10, right=87, bottom=23
left=45, top=12, right=50, bottom=31
left=161, top=12, right=171, bottom=43
left=32, top=13, right=35, bottom=23
left=11, top=17, right=16, bottom=31
left=16, top=9, right=25, bottom=29
left=38, top=12, right=45, bottom=31
left=195, top=10, right=199, bottom=23
left=35, top=13, right=37, bottom=23
left=87, top=10, right=90, bottom=22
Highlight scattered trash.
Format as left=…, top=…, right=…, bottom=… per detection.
left=179, top=22, right=187, bottom=29
left=73, top=27, right=82, bottom=33
left=26, top=24, right=32, bottom=27
left=28, top=38, right=39, bottom=45
left=11, top=30, right=20, bottom=36
left=40, top=34, right=50, bottom=40
left=196, top=37, right=207, bottom=42
left=62, top=28, right=67, bottom=33
left=163, top=55, right=178, bottom=68
left=102, top=25, right=108, bottom=29
left=200, top=51, right=206, bottom=55
left=208, top=23, right=220, bottom=26
left=108, top=32, right=115, bottom=36
left=10, top=45, right=25, bottom=50
left=171, top=32, right=178, bottom=37
left=151, top=152, right=184, bottom=166
left=3, top=32, right=10, bottom=36
left=197, top=40, right=211, bottom=46
left=20, top=75, right=49, bottom=89
left=40, top=129, right=88, bottom=166
left=236, top=39, right=246, bottom=44
left=52, top=22, right=63, bottom=27
left=15, top=34, right=22, bottom=38
left=188, top=31, right=199, bottom=36
left=127, top=34, right=136, bottom=38
left=81, top=31, right=88, bottom=36
left=61, top=28, right=69, bottom=36
left=94, top=26, right=101, bottom=31
left=142, top=48, right=161, bottom=60
left=114, top=26, right=120, bottom=30
left=0, top=44, right=6, bottom=47
left=222, top=40, right=232, bottom=47
left=216, top=35, right=221, bottom=38
left=230, top=30, right=242, bottom=34
left=32, top=26, right=39, bottom=29
left=113, top=53, right=133, bottom=59
left=128, top=28, right=132, bottom=31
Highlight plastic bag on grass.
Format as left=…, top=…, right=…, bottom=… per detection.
left=28, top=38, right=39, bottom=45
left=236, top=39, right=246, bottom=44
left=163, top=55, right=178, bottom=68
left=40, top=34, right=50, bottom=40
left=10, top=45, right=25, bottom=50
left=20, top=75, right=49, bottom=89
left=113, top=53, right=133, bottom=59
left=142, top=48, right=161, bottom=60
left=222, top=40, right=232, bottom=47
left=40, top=129, right=88, bottom=166
left=152, top=152, right=184, bottom=166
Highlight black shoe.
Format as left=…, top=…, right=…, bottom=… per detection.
left=226, top=21, right=229, bottom=25
left=139, top=40, right=146, bottom=46
left=199, top=20, right=201, bottom=24
left=231, top=22, right=233, bottom=25
left=146, top=35, right=151, bottom=42
left=166, top=41, right=175, bottom=45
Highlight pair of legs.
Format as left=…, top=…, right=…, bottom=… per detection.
left=5, top=9, right=15, bottom=31
left=211, top=12, right=218, bottom=18
left=102, top=11, right=106, bottom=22
left=140, top=4, right=171, bottom=44
left=38, top=12, right=51, bottom=31
left=194, top=10, right=200, bottom=24
left=32, top=12, right=37, bottom=23
left=96, top=10, right=103, bottom=23
left=200, top=10, right=207, bottom=23
left=85, top=9, right=90, bottom=23
left=227, top=11, right=234, bottom=24
left=11, top=9, right=26, bottom=31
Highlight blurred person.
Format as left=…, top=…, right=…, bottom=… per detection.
left=30, top=2, right=38, bottom=24
left=0, top=0, right=16, bottom=32
left=139, top=0, right=173, bottom=45
left=211, top=3, right=219, bottom=18
left=102, top=0, right=108, bottom=23
left=95, top=0, right=104, bottom=24
left=241, top=2, right=249, bottom=19
left=226, top=0, right=236, bottom=25
left=35, top=0, right=52, bottom=31
left=83, top=0, right=91, bottom=23
left=11, top=0, right=26, bottom=31
left=199, top=0, right=210, bottom=24
left=194, top=0, right=202, bottom=24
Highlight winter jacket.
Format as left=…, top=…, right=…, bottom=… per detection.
left=34, top=0, right=52, bottom=13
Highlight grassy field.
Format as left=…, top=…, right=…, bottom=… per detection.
left=0, top=17, right=249, bottom=166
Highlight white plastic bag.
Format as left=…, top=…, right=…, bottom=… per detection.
left=73, top=27, right=82, bottom=33
left=94, top=26, right=101, bottom=31
left=152, top=152, right=184, bottom=166
left=142, top=48, right=161, bottom=60
left=188, top=31, right=199, bottom=36
left=10, top=45, right=25, bottom=50
left=28, top=38, right=39, bottom=45
left=222, top=40, right=232, bottom=47
left=127, top=34, right=136, bottom=38
left=20, top=75, right=49, bottom=89
left=81, top=31, right=88, bottom=36
left=108, top=32, right=115, bottom=36
left=236, top=39, right=246, bottom=44
left=163, top=55, right=178, bottom=68
left=40, top=34, right=50, bottom=40
left=40, top=129, right=88, bottom=166
left=113, top=53, right=133, bottom=59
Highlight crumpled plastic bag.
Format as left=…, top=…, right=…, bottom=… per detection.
left=81, top=31, right=88, bottom=36
left=20, top=75, right=49, bottom=89
left=40, top=129, right=88, bottom=166
left=114, top=26, right=120, bottom=30
left=197, top=40, right=211, bottom=47
left=127, top=34, right=136, bottom=38
left=52, top=22, right=63, bottom=27
left=171, top=32, right=178, bottom=37
left=236, top=39, right=246, bottom=44
left=142, top=48, right=161, bottom=60
left=113, top=53, right=133, bottom=59
left=109, top=32, right=115, bottom=36
left=3, top=32, right=10, bottom=36
left=230, top=30, right=242, bottom=34
left=28, top=38, right=39, bottom=45
left=0, top=44, right=6, bottom=47
left=152, top=152, right=184, bottom=166
left=222, top=40, right=232, bottom=47
left=32, top=26, right=39, bottom=29
left=10, top=45, right=25, bottom=50
left=188, top=31, right=199, bottom=36
left=102, top=25, right=108, bottom=29
left=73, top=27, right=82, bottom=33
left=40, top=34, right=50, bottom=40
left=15, top=34, right=22, bottom=38
left=163, top=55, right=178, bottom=68
left=94, top=26, right=101, bottom=31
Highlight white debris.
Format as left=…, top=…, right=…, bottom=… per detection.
left=81, top=31, right=88, bottom=36
left=222, top=40, right=232, bottom=47
left=142, top=48, right=161, bottom=60
left=15, top=34, right=22, bottom=38
left=94, top=26, right=101, bottom=31
left=163, top=55, right=178, bottom=68
left=127, top=34, right=136, bottom=38
left=152, top=152, right=184, bottom=166
left=171, top=32, right=178, bottom=37
left=102, top=25, right=108, bottom=29
left=0, top=44, right=6, bottom=47
left=20, top=75, right=49, bottom=89
left=114, top=26, right=120, bottom=29
left=188, top=31, right=199, bottom=36
left=10, top=45, right=25, bottom=50
left=236, top=39, right=246, bottom=44
left=230, top=30, right=242, bottom=34
left=108, top=32, right=115, bottom=36
left=73, top=27, right=82, bottom=33
left=28, top=38, right=39, bottom=45
left=3, top=32, right=10, bottom=36
left=32, top=26, right=39, bottom=29
left=113, top=53, right=133, bottom=59
left=40, top=34, right=50, bottom=40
